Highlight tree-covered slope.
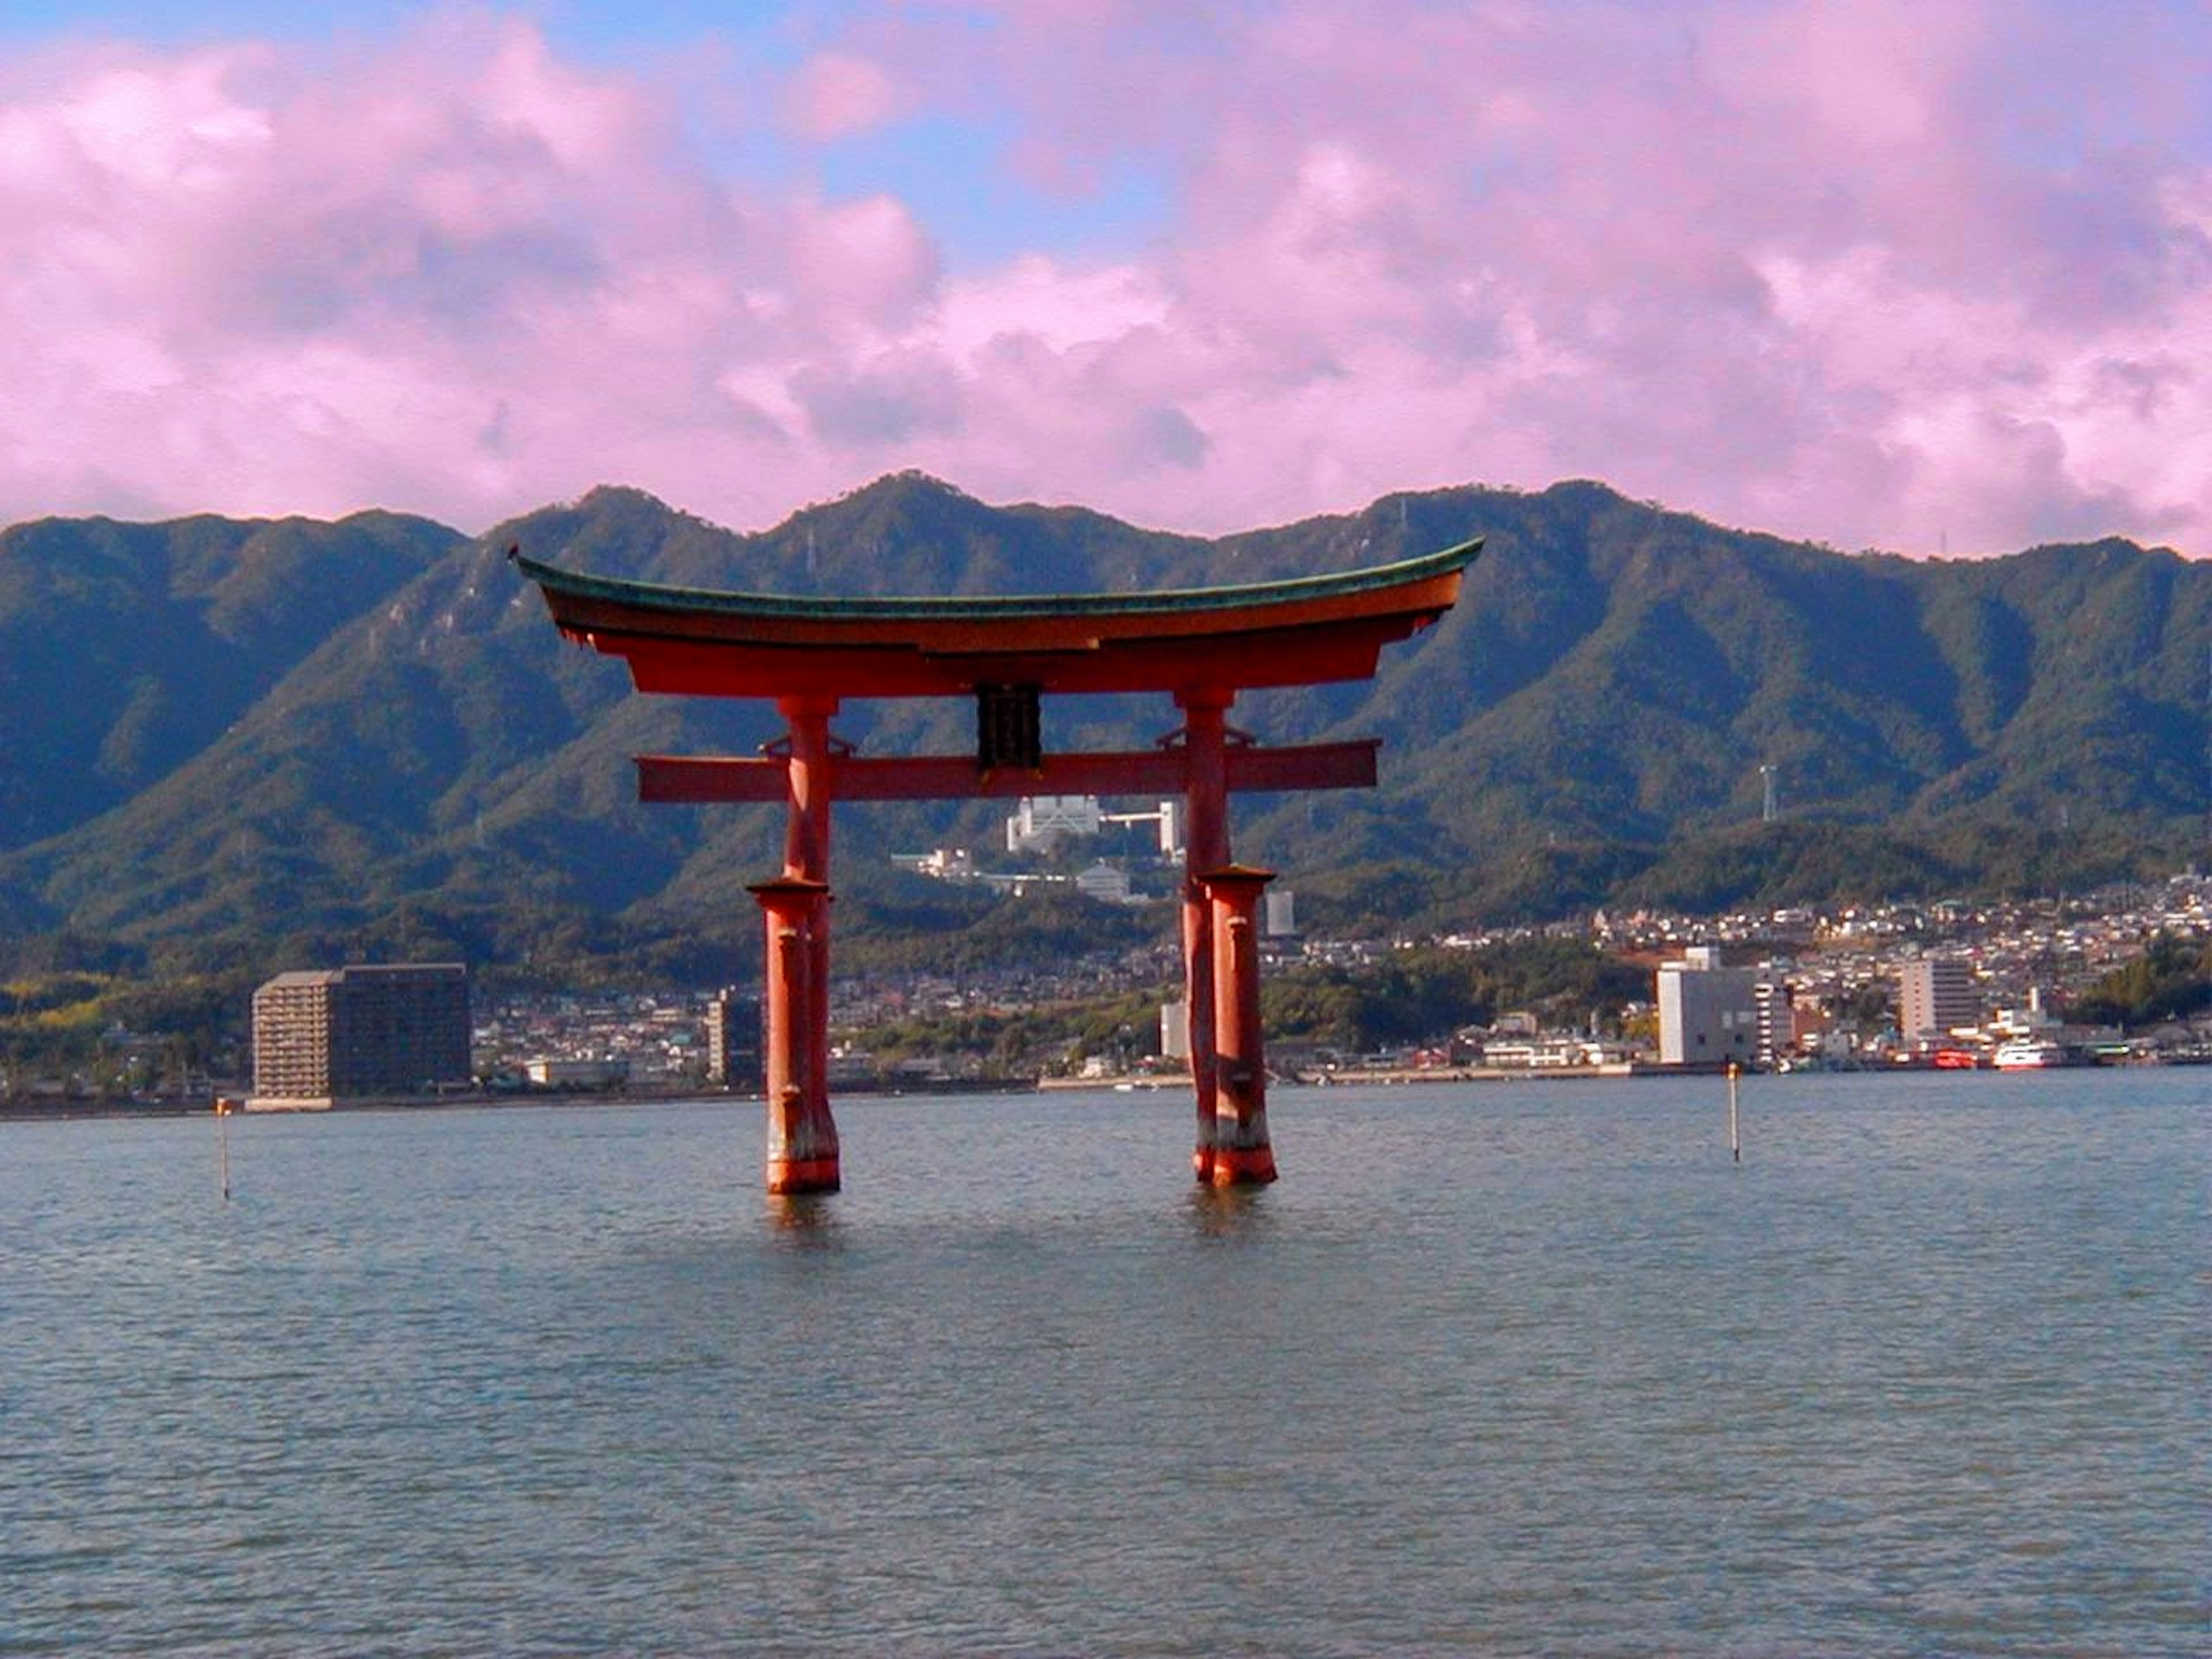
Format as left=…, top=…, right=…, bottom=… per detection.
left=0, top=475, right=2200, bottom=963
left=0, top=510, right=464, bottom=851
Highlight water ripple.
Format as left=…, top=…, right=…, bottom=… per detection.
left=1, top=1075, right=2203, bottom=1655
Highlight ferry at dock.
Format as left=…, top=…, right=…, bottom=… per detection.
left=1993, top=1038, right=2073, bottom=1070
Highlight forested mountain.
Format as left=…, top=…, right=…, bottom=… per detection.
left=1, top=475, right=2202, bottom=974
left=0, top=510, right=463, bottom=850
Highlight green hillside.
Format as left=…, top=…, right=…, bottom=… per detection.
left=0, top=476, right=2201, bottom=975
left=0, top=510, right=464, bottom=852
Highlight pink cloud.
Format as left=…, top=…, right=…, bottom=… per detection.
left=0, top=3, right=2205, bottom=557
left=782, top=51, right=899, bottom=141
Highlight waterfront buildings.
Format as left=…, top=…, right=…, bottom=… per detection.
left=523, top=1057, right=628, bottom=1089
left=1899, top=957, right=1980, bottom=1043
left=251, top=963, right=471, bottom=1103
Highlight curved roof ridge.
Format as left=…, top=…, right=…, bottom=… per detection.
left=509, top=537, right=1480, bottom=623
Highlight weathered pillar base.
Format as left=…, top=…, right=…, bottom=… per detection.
left=766, top=1076, right=841, bottom=1193
left=1203, top=863, right=1278, bottom=1187
left=1206, top=1141, right=1278, bottom=1186
left=752, top=876, right=840, bottom=1196
left=766, top=1155, right=842, bottom=1196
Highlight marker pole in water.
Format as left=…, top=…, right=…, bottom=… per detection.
left=1726, top=1062, right=1741, bottom=1164
left=214, top=1096, right=233, bottom=1201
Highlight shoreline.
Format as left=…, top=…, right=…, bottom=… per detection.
left=0, top=1075, right=1044, bottom=1124
left=4, top=1050, right=2181, bottom=1124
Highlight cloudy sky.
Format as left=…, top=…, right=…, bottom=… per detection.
left=3, top=1, right=2206, bottom=555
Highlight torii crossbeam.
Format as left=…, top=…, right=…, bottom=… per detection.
left=516, top=536, right=1477, bottom=1194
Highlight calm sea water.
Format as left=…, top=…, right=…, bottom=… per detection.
left=2, top=1070, right=2203, bottom=1656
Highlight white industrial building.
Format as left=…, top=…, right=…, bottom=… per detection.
left=1074, top=861, right=1135, bottom=903
left=1656, top=946, right=1767, bottom=1067
left=1006, top=794, right=1182, bottom=858
left=1005, top=794, right=1101, bottom=853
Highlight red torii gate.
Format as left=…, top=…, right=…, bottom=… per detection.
left=514, top=537, right=1477, bottom=1194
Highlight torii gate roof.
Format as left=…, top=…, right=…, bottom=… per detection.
left=513, top=537, right=1479, bottom=699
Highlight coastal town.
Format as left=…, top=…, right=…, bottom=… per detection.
left=6, top=870, right=2204, bottom=1115
left=474, top=870, right=2210, bottom=1091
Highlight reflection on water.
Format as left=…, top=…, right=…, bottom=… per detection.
left=1183, top=1181, right=1275, bottom=1241
left=1, top=1072, right=2203, bottom=1657
left=764, top=1191, right=848, bottom=1248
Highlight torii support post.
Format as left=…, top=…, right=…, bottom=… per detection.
left=1204, top=863, right=1278, bottom=1184
left=779, top=695, right=839, bottom=1152
left=748, top=875, right=839, bottom=1195
left=1177, top=688, right=1233, bottom=1182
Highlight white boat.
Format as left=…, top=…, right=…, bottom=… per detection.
left=1993, top=1039, right=2070, bottom=1070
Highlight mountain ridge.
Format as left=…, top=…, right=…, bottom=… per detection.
left=1, top=475, right=2201, bottom=969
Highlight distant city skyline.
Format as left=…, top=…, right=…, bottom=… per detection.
left=3, top=1, right=2206, bottom=558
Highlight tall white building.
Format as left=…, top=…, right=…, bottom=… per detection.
left=1656, top=946, right=1763, bottom=1067
left=1160, top=1000, right=1190, bottom=1063
left=1899, top=957, right=1979, bottom=1041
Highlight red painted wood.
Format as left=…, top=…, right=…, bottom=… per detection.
left=749, top=876, right=839, bottom=1195
left=1204, top=865, right=1278, bottom=1185
left=1179, top=692, right=1231, bottom=1182
left=537, top=562, right=1465, bottom=660
left=778, top=700, right=837, bottom=1154
left=635, top=740, right=1380, bottom=803
left=604, top=625, right=1414, bottom=698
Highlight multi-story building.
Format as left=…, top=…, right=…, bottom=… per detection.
left=1752, top=977, right=1793, bottom=1070
left=251, top=963, right=471, bottom=1102
left=1005, top=794, right=1101, bottom=853
left=707, top=988, right=763, bottom=1089
left=1656, top=946, right=1762, bottom=1067
left=1160, top=999, right=1191, bottom=1063
left=1899, top=957, right=1980, bottom=1042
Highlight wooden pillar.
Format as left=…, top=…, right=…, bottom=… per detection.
left=775, top=695, right=839, bottom=1190
left=1176, top=687, right=1233, bottom=1182
left=1203, top=864, right=1277, bottom=1184
left=748, top=876, right=840, bottom=1194
left=779, top=694, right=837, bottom=876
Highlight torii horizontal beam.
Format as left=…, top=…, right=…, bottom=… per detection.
left=635, top=740, right=1380, bottom=803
